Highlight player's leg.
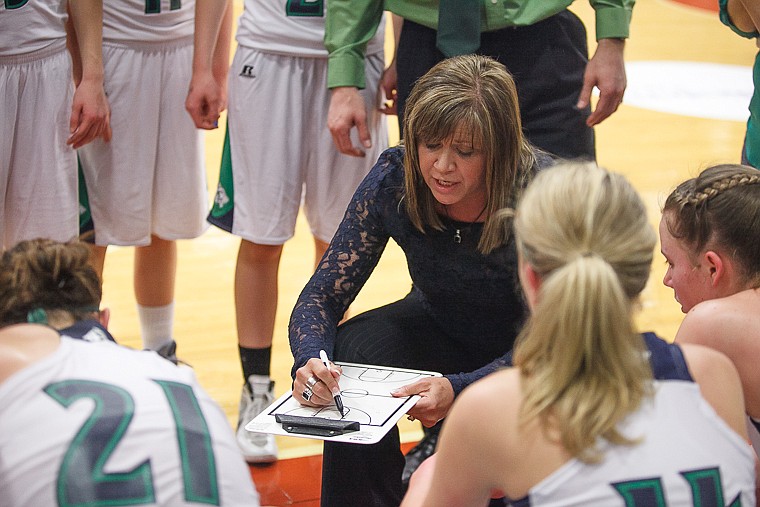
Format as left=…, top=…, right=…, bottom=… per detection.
left=207, top=121, right=282, bottom=463
left=236, top=240, right=283, bottom=353
left=313, top=237, right=328, bottom=271
left=148, top=41, right=208, bottom=361
left=234, top=239, right=282, bottom=463
left=78, top=43, right=172, bottom=358
left=135, top=235, right=177, bottom=354
left=303, top=49, right=388, bottom=298
left=215, top=48, right=307, bottom=463
left=78, top=43, right=161, bottom=299
left=87, top=245, right=107, bottom=279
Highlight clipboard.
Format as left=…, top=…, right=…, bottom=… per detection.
left=245, top=362, right=442, bottom=444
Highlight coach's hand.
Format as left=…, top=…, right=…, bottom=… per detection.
left=392, top=377, right=455, bottom=427
left=294, top=358, right=343, bottom=407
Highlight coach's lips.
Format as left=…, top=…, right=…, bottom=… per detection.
left=432, top=177, right=458, bottom=193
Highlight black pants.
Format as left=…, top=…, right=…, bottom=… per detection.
left=320, top=293, right=508, bottom=507
left=396, top=10, right=595, bottom=161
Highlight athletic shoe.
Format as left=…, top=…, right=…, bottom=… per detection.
left=153, top=339, right=179, bottom=365
left=237, top=375, right=277, bottom=464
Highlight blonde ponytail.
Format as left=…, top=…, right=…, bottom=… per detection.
left=513, top=163, right=656, bottom=462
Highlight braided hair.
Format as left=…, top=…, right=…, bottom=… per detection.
left=0, top=239, right=101, bottom=326
left=662, top=164, right=760, bottom=286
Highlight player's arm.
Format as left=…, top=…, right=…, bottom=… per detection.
left=401, top=372, right=517, bottom=506
left=186, top=0, right=231, bottom=129
left=676, top=300, right=760, bottom=421
left=67, top=0, right=111, bottom=148
left=681, top=343, right=749, bottom=441
left=211, top=0, right=232, bottom=112
left=64, top=11, right=82, bottom=85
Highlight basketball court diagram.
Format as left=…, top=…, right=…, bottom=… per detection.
left=246, top=363, right=441, bottom=443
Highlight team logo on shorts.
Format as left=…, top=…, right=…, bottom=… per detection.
left=215, top=184, right=230, bottom=208
left=240, top=64, right=256, bottom=79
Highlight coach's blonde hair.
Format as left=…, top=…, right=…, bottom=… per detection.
left=402, top=54, right=536, bottom=254
left=513, top=163, right=656, bottom=462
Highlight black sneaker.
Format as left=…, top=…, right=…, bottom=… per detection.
left=401, top=423, right=440, bottom=486
left=153, top=340, right=179, bottom=365
left=151, top=339, right=193, bottom=367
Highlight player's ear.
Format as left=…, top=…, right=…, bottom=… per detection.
left=518, top=256, right=541, bottom=311
left=99, top=307, right=110, bottom=329
left=703, top=251, right=725, bottom=287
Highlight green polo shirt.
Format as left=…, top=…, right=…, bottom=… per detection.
left=325, top=0, right=634, bottom=89
left=719, top=0, right=759, bottom=168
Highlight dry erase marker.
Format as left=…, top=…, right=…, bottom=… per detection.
left=319, top=350, right=345, bottom=416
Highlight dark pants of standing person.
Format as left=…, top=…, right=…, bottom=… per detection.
left=320, top=293, right=512, bottom=507
left=396, top=10, right=595, bottom=161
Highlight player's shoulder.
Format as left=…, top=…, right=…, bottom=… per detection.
left=0, top=324, right=60, bottom=384
left=677, top=292, right=756, bottom=347
left=679, top=341, right=738, bottom=385
left=457, top=367, right=521, bottom=420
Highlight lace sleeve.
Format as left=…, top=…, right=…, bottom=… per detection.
left=288, top=148, right=404, bottom=376
left=445, top=350, right=514, bottom=395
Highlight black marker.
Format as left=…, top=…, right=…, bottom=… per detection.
left=320, top=349, right=345, bottom=416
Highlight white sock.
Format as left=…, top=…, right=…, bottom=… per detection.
left=137, top=302, right=174, bottom=350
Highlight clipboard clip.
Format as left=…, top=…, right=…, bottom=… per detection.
left=275, top=414, right=360, bottom=437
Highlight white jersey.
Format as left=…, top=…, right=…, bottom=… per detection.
left=236, top=0, right=384, bottom=57
left=0, top=338, right=260, bottom=507
left=0, top=0, right=67, bottom=56
left=509, top=381, right=756, bottom=507
left=103, top=0, right=194, bottom=43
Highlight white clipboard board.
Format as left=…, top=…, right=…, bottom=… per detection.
left=245, top=362, right=442, bottom=444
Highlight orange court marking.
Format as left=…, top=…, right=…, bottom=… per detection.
left=668, top=0, right=719, bottom=12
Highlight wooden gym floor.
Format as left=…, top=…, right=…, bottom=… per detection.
left=96, top=0, right=755, bottom=504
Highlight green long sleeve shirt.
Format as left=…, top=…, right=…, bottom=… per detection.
left=325, top=0, right=634, bottom=89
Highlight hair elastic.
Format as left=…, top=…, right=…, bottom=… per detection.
left=26, top=308, right=48, bottom=325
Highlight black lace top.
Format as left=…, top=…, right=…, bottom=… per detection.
left=289, top=146, right=530, bottom=394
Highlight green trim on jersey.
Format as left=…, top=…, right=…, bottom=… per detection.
left=209, top=122, right=234, bottom=219
left=78, top=157, right=93, bottom=232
